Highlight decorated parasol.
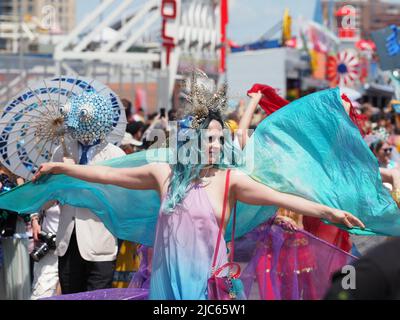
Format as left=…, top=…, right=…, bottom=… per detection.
left=0, top=76, right=126, bottom=180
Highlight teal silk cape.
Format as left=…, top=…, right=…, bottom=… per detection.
left=1, top=88, right=399, bottom=245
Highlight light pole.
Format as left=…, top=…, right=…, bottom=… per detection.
left=18, top=0, right=24, bottom=72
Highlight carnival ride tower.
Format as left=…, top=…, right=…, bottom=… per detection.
left=54, top=0, right=228, bottom=111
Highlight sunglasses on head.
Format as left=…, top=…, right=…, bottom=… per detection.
left=384, top=147, right=393, bottom=154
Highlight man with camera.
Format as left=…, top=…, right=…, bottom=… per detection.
left=30, top=155, right=76, bottom=299
left=31, top=139, right=125, bottom=297
left=30, top=203, right=60, bottom=299
left=52, top=143, right=125, bottom=294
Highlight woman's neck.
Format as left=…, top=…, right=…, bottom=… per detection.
left=199, top=165, right=215, bottom=178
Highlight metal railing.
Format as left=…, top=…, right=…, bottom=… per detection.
left=0, top=53, right=161, bottom=112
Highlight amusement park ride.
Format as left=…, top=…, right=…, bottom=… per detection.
left=0, top=0, right=228, bottom=112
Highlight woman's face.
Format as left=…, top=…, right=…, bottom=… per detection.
left=376, top=142, right=392, bottom=167
left=205, top=120, right=223, bottom=165
left=378, top=119, right=387, bottom=128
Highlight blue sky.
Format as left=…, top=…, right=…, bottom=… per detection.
left=77, top=0, right=400, bottom=44
left=228, top=0, right=316, bottom=43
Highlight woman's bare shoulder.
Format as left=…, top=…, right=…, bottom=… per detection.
left=229, top=167, right=248, bottom=177
left=150, top=162, right=172, bottom=178
left=149, top=162, right=172, bottom=194
left=212, top=168, right=246, bottom=185
left=229, top=168, right=254, bottom=185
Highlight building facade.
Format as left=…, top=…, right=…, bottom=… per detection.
left=1, top=0, right=75, bottom=34
left=322, top=0, right=400, bottom=40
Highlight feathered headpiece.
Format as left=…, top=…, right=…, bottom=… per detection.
left=181, top=69, right=227, bottom=129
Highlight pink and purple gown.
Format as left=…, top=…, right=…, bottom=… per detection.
left=150, top=183, right=228, bottom=299
left=45, top=182, right=229, bottom=300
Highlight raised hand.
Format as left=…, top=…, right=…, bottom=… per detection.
left=274, top=215, right=298, bottom=232
left=248, top=90, right=263, bottom=102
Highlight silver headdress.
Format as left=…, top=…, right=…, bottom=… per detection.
left=182, top=69, right=227, bottom=129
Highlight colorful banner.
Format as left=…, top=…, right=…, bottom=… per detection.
left=311, top=50, right=327, bottom=80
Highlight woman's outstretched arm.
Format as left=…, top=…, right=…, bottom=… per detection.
left=237, top=91, right=263, bottom=149
left=380, top=168, right=400, bottom=189
left=32, top=161, right=166, bottom=191
left=231, top=170, right=365, bottom=229
left=380, top=168, right=400, bottom=207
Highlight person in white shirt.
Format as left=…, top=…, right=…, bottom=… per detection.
left=53, top=140, right=125, bottom=294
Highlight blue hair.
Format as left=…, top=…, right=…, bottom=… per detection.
left=162, top=110, right=242, bottom=213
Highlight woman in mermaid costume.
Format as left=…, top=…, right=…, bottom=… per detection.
left=1, top=71, right=399, bottom=300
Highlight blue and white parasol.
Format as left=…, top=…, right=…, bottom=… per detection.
left=0, top=76, right=126, bottom=180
